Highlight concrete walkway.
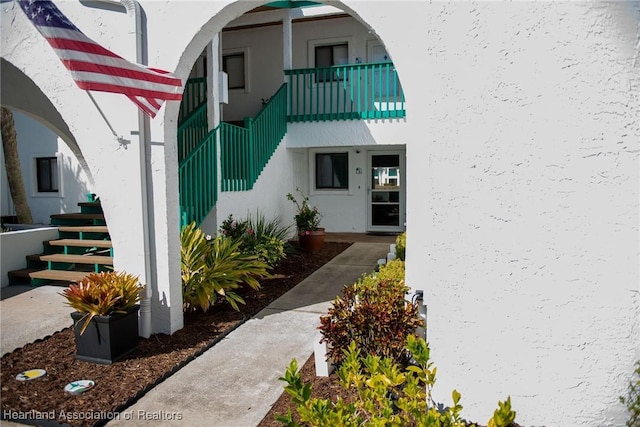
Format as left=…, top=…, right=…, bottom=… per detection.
left=0, top=237, right=393, bottom=427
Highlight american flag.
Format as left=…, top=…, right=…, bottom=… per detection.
left=18, top=0, right=182, bottom=118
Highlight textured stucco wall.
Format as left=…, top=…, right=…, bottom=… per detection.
left=391, top=2, right=638, bottom=425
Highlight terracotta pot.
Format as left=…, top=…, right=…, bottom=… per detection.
left=298, top=228, right=326, bottom=253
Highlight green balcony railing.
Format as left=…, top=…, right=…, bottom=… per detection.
left=178, top=77, right=207, bottom=124
left=221, top=83, right=288, bottom=192
left=285, top=62, right=405, bottom=122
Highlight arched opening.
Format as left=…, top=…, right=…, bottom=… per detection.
left=169, top=0, right=408, bottom=238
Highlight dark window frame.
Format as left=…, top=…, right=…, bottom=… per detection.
left=315, top=152, right=349, bottom=190
left=222, top=52, right=246, bottom=90
left=36, top=156, right=58, bottom=193
left=314, top=43, right=348, bottom=83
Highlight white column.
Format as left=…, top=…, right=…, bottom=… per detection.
left=207, top=34, right=221, bottom=131
left=282, top=10, right=293, bottom=80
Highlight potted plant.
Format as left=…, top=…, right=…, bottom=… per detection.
left=60, top=271, right=142, bottom=364
left=287, top=188, right=325, bottom=252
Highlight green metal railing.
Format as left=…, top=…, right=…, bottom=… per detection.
left=285, top=62, right=405, bottom=121
left=179, top=84, right=288, bottom=225
left=221, top=83, right=288, bottom=191
left=179, top=129, right=217, bottom=227
left=178, top=103, right=208, bottom=162
left=178, top=77, right=207, bottom=124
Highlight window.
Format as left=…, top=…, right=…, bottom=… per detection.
left=314, top=43, right=348, bottom=82
left=315, top=152, right=348, bottom=189
left=36, top=157, right=58, bottom=193
left=222, top=52, right=245, bottom=90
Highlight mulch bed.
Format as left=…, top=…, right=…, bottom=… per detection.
left=0, top=241, right=352, bottom=427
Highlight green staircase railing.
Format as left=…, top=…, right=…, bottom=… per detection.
left=285, top=61, right=405, bottom=121
left=178, top=77, right=207, bottom=124
left=179, top=129, right=217, bottom=227
left=179, top=83, right=288, bottom=226
left=221, top=83, right=288, bottom=191
left=178, top=103, right=208, bottom=162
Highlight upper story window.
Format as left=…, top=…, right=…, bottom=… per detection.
left=315, top=152, right=348, bottom=190
left=223, top=52, right=246, bottom=90
left=314, top=43, right=348, bottom=83
left=36, top=156, right=58, bottom=193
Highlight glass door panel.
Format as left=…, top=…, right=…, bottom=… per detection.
left=370, top=153, right=401, bottom=228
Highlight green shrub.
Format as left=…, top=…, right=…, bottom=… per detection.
left=319, top=260, right=422, bottom=365
left=395, top=232, right=406, bottom=261
left=219, top=213, right=291, bottom=267
left=180, top=221, right=270, bottom=312
left=278, top=335, right=516, bottom=427
left=620, top=361, right=640, bottom=427
left=244, top=212, right=291, bottom=267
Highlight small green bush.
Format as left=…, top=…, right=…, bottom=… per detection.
left=620, top=361, right=640, bottom=427
left=395, top=232, right=406, bottom=261
left=180, top=221, right=270, bottom=312
left=319, top=260, right=422, bottom=365
left=219, top=213, right=291, bottom=267
left=278, top=335, right=516, bottom=427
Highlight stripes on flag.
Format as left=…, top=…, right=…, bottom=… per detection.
left=18, top=0, right=182, bottom=118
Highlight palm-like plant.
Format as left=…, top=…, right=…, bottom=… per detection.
left=181, top=221, right=271, bottom=312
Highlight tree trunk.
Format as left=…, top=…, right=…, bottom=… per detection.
left=1, top=107, right=33, bottom=224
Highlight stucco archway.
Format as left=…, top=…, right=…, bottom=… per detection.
left=1, top=58, right=94, bottom=186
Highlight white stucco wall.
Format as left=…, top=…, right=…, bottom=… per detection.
left=0, top=227, right=59, bottom=287
left=0, top=111, right=93, bottom=224
left=213, top=136, right=298, bottom=236
left=389, top=2, right=638, bottom=425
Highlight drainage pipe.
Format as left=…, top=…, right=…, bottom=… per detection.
left=95, top=0, right=153, bottom=338
left=119, top=0, right=153, bottom=339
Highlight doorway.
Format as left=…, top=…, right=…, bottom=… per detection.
left=367, top=150, right=405, bottom=233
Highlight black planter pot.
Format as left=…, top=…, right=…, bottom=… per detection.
left=71, top=306, right=139, bottom=365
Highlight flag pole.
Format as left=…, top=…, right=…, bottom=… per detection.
left=85, top=91, right=128, bottom=145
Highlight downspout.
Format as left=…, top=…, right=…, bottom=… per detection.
left=120, top=0, right=153, bottom=339
left=96, top=0, right=153, bottom=337
left=91, top=0, right=153, bottom=338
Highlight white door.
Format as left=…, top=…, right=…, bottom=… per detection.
left=367, top=151, right=405, bottom=233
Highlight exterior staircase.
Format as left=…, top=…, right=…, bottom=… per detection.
left=7, top=200, right=113, bottom=286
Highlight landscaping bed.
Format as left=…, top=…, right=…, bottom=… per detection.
left=0, top=241, right=352, bottom=427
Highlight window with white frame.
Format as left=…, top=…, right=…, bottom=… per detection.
left=222, top=51, right=246, bottom=90
left=315, top=152, right=348, bottom=190
left=35, top=156, right=58, bottom=193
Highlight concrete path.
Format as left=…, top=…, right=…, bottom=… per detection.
left=0, top=238, right=393, bottom=426
left=106, top=242, right=390, bottom=427
left=1, top=285, right=73, bottom=356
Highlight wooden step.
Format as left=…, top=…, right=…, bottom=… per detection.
left=50, top=213, right=104, bottom=220
left=38, top=254, right=113, bottom=265
left=77, top=202, right=101, bottom=208
left=48, top=239, right=112, bottom=249
left=57, top=226, right=108, bottom=233
left=27, top=269, right=89, bottom=282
